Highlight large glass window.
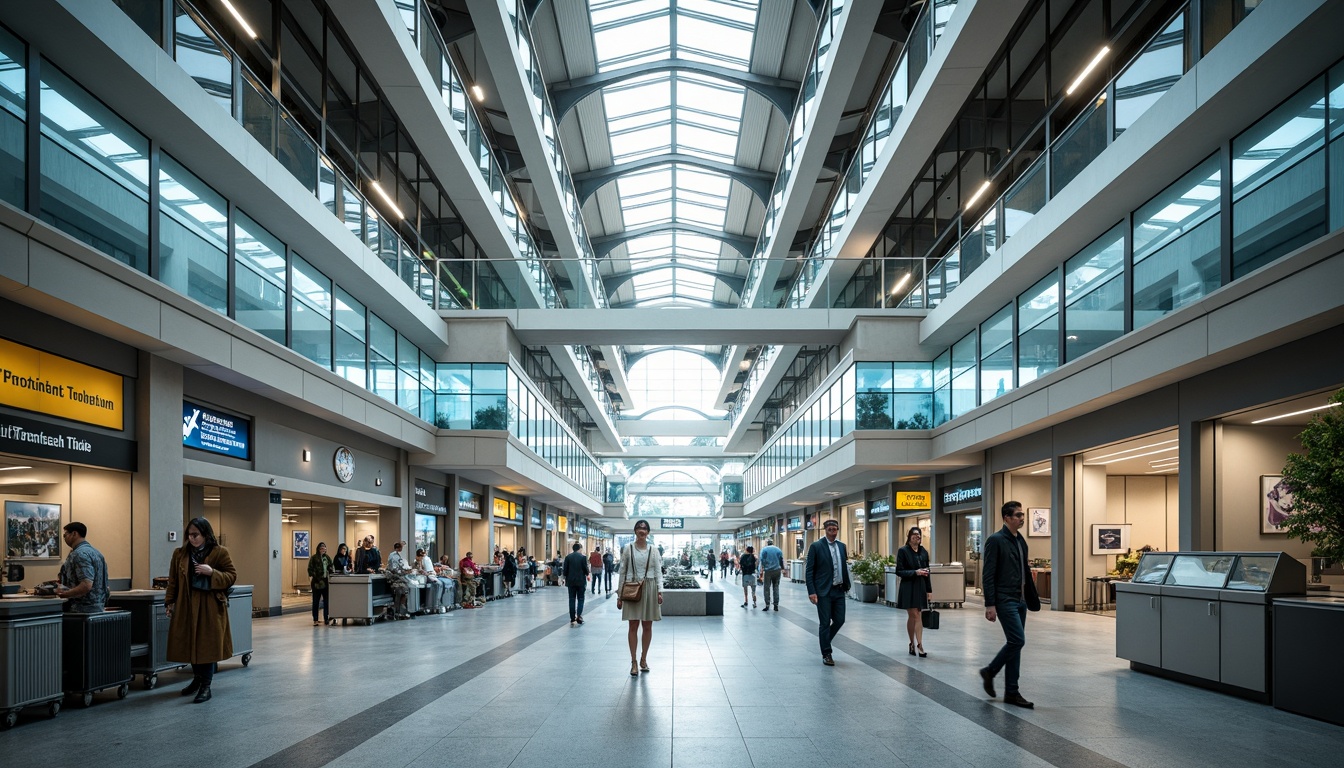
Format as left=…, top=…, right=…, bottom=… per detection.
left=290, top=254, right=332, bottom=369
left=1232, top=77, right=1327, bottom=279
left=233, top=211, right=286, bottom=344
left=0, top=27, right=25, bottom=209
left=1332, top=62, right=1344, bottom=231
left=1132, top=155, right=1221, bottom=329
left=979, top=304, right=1013, bottom=404
left=159, top=153, right=228, bottom=312
left=1017, top=271, right=1059, bottom=385
left=950, top=332, right=977, bottom=419
left=1064, top=223, right=1125, bottom=361
left=333, top=286, right=366, bottom=388
left=39, top=63, right=150, bottom=273
left=368, top=313, right=396, bottom=404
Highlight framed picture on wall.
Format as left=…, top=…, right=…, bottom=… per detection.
left=1261, top=475, right=1294, bottom=534
left=1091, top=524, right=1130, bottom=555
left=292, top=530, right=310, bottom=560
left=4, top=501, right=62, bottom=560
left=1027, top=508, right=1051, bottom=537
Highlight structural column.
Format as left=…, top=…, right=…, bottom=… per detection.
left=132, top=352, right=184, bottom=588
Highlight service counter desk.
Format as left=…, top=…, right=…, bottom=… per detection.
left=329, top=574, right=391, bottom=625
left=930, top=564, right=966, bottom=607
left=789, top=559, right=805, bottom=583
left=106, top=590, right=174, bottom=689
left=1116, top=552, right=1305, bottom=701
left=0, top=597, right=65, bottom=727
left=1272, top=595, right=1344, bottom=724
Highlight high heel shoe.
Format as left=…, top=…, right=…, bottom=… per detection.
left=909, top=643, right=916, bottom=656
left=630, top=661, right=639, bottom=678
left=639, top=660, right=650, bottom=673
left=917, top=645, right=928, bottom=658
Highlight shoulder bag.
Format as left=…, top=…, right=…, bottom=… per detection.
left=619, top=544, right=653, bottom=602
left=922, top=607, right=940, bottom=630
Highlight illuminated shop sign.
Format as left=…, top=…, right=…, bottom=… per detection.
left=896, top=491, right=932, bottom=510
left=787, top=516, right=802, bottom=531
left=182, top=401, right=250, bottom=460
left=0, top=338, right=124, bottom=430
left=493, top=497, right=521, bottom=525
left=0, top=409, right=135, bottom=471
left=869, top=498, right=891, bottom=520
left=458, top=490, right=481, bottom=513
left=413, top=480, right=447, bottom=515
left=660, top=518, right=684, bottom=529
left=531, top=509, right=542, bottom=527
left=546, top=513, right=556, bottom=531
left=941, top=480, right=983, bottom=507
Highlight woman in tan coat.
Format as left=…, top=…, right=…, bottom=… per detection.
left=166, top=516, right=237, bottom=703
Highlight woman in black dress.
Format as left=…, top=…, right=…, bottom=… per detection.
left=895, top=526, right=932, bottom=657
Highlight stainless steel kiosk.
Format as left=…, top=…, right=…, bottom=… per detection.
left=1115, top=551, right=1305, bottom=701
left=0, top=598, right=64, bottom=727
left=329, top=574, right=391, bottom=624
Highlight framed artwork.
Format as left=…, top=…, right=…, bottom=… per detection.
left=1027, top=507, right=1051, bottom=537
left=292, top=529, right=311, bottom=559
left=4, top=501, right=62, bottom=560
left=1091, top=524, right=1131, bottom=556
left=1261, top=475, right=1294, bottom=534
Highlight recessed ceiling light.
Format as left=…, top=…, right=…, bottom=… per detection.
left=1251, top=402, right=1339, bottom=424
left=1088, top=439, right=1178, bottom=462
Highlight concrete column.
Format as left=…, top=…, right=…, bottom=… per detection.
left=1180, top=419, right=1217, bottom=550
left=132, top=353, right=184, bottom=588
left=219, top=487, right=281, bottom=615
left=447, top=474, right=461, bottom=560
left=1051, top=454, right=1075, bottom=610
left=483, top=486, right=496, bottom=557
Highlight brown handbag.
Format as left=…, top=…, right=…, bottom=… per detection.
left=619, top=544, right=654, bottom=601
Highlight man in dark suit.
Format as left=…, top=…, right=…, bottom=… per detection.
left=805, top=519, right=851, bottom=666
left=562, top=542, right=590, bottom=625
left=979, top=500, right=1040, bottom=708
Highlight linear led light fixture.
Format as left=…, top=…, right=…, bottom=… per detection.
left=368, top=180, right=404, bottom=220
left=0, top=465, right=32, bottom=471
left=1029, top=466, right=1052, bottom=475
left=1088, top=446, right=1178, bottom=465
left=1066, top=46, right=1110, bottom=95
left=888, top=272, right=911, bottom=297
left=220, top=0, right=259, bottom=39
left=1144, top=468, right=1178, bottom=474
left=1251, top=402, right=1339, bottom=424
left=471, top=84, right=485, bottom=102
left=965, top=181, right=992, bottom=208
left=1088, top=438, right=1178, bottom=462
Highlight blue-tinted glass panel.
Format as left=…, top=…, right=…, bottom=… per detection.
left=39, top=64, right=150, bottom=273
left=1133, top=155, right=1221, bottom=329
left=855, top=391, right=892, bottom=429
left=291, top=255, right=331, bottom=368
left=473, top=364, right=507, bottom=394
left=0, top=28, right=24, bottom=209
left=1114, top=12, right=1185, bottom=138
left=159, top=153, right=227, bottom=312
left=233, top=212, right=285, bottom=344
left=855, top=362, right=893, bottom=391
left=368, top=312, right=395, bottom=360
left=173, top=5, right=232, bottom=114
left=1232, top=78, right=1327, bottom=279
left=335, top=328, right=365, bottom=388
left=1332, top=62, right=1344, bottom=230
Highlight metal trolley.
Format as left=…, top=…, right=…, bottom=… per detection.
left=106, top=589, right=181, bottom=689
left=226, top=584, right=253, bottom=667
left=0, top=598, right=64, bottom=729
left=61, top=609, right=133, bottom=708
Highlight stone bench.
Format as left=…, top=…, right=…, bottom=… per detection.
left=660, top=586, right=724, bottom=616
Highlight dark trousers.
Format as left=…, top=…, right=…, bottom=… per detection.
left=604, top=567, right=613, bottom=591
left=311, top=587, right=329, bottom=622
left=591, top=570, right=601, bottom=593
left=762, top=569, right=782, bottom=606
left=707, top=565, right=714, bottom=583
left=192, top=662, right=217, bottom=684
left=721, top=562, right=728, bottom=576
left=986, top=598, right=1028, bottom=694
left=814, top=590, right=847, bottom=655
left=568, top=584, right=586, bottom=620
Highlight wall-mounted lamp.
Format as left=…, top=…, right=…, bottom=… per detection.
left=302, top=450, right=312, bottom=462
left=268, top=478, right=277, bottom=487
left=375, top=472, right=383, bottom=487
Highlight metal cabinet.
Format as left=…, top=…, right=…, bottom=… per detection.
left=1219, top=596, right=1267, bottom=692
left=1114, top=585, right=1161, bottom=667
left=1160, top=591, right=1221, bottom=681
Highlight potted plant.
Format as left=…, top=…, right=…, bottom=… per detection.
left=1279, top=388, right=1344, bottom=563
left=849, top=553, right=894, bottom=603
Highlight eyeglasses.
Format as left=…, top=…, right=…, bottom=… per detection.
left=1008, top=512, right=1025, bottom=518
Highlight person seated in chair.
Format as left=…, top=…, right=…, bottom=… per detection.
left=458, top=551, right=483, bottom=607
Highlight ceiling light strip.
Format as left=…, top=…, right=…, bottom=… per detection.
left=1250, top=402, right=1339, bottom=424
left=1088, top=438, right=1178, bottom=462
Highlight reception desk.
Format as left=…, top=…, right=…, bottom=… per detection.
left=329, top=574, right=391, bottom=625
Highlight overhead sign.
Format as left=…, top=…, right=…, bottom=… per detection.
left=787, top=516, right=802, bottom=531
left=896, top=491, right=932, bottom=510
left=869, top=498, right=892, bottom=520
left=531, top=509, right=542, bottom=528
left=0, top=408, right=135, bottom=470
left=414, top=480, right=447, bottom=515
left=182, top=401, right=250, bottom=459
left=0, top=338, right=124, bottom=430
left=941, top=480, right=984, bottom=508
left=546, top=513, right=556, bottom=531
left=660, top=518, right=684, bottom=529
left=458, top=490, right=480, bottom=513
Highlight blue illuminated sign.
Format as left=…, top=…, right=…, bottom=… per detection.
left=182, top=401, right=250, bottom=459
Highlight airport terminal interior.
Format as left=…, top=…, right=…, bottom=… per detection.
left=2, top=0, right=1344, bottom=765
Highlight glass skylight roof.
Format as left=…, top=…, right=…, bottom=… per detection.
left=589, top=0, right=759, bottom=309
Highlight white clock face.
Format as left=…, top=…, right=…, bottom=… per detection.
left=333, top=447, right=354, bottom=483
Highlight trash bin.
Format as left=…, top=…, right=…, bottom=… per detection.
left=226, top=585, right=253, bottom=667
left=0, top=598, right=64, bottom=728
left=106, top=590, right=178, bottom=689
left=62, top=609, right=132, bottom=708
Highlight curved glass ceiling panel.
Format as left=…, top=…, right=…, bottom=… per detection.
left=590, top=0, right=760, bottom=309
left=626, top=348, right=728, bottom=417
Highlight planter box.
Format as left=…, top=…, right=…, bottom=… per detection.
left=854, top=583, right=880, bottom=603
left=660, top=585, right=723, bottom=616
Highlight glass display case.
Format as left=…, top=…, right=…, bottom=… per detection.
left=1132, top=553, right=1173, bottom=584
left=1165, top=554, right=1236, bottom=587
left=1226, top=555, right=1278, bottom=591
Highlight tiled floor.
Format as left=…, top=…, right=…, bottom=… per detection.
left=6, top=579, right=1341, bottom=767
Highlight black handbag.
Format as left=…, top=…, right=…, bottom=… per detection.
left=921, top=608, right=940, bottom=630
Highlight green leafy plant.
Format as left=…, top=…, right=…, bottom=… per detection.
left=850, top=552, right=895, bottom=585
left=1280, top=389, right=1344, bottom=562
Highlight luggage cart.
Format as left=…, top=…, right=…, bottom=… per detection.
left=0, top=598, right=64, bottom=728
left=106, top=590, right=183, bottom=689
left=226, top=585, right=253, bottom=667
left=62, top=609, right=132, bottom=708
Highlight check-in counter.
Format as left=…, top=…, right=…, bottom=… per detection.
left=1272, top=595, right=1344, bottom=724
left=329, top=574, right=391, bottom=625
left=1116, top=552, right=1305, bottom=701
left=930, top=564, right=966, bottom=607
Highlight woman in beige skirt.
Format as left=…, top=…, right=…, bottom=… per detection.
left=616, top=519, right=663, bottom=677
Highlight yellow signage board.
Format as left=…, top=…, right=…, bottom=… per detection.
left=0, top=338, right=124, bottom=430
left=558, top=516, right=567, bottom=533
left=895, top=491, right=932, bottom=511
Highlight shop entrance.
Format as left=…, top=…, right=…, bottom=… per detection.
left=949, top=513, right=983, bottom=593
